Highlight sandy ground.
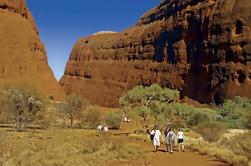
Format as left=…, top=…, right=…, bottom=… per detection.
left=114, top=120, right=228, bottom=166
left=129, top=139, right=228, bottom=166
left=108, top=132, right=228, bottom=166
left=148, top=149, right=227, bottom=166
left=0, top=126, right=228, bottom=166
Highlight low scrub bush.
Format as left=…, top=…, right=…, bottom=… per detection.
left=105, top=111, right=123, bottom=129
left=220, top=132, right=251, bottom=162
left=58, top=94, right=87, bottom=128
left=187, top=108, right=217, bottom=127
left=0, top=111, right=13, bottom=124
left=196, top=121, right=227, bottom=142
left=186, top=138, right=249, bottom=166
left=217, top=96, right=251, bottom=129
left=244, top=112, right=251, bottom=129
left=0, top=87, right=45, bottom=131
left=222, top=119, right=246, bottom=129
left=85, top=107, right=102, bottom=129
left=0, top=130, right=146, bottom=166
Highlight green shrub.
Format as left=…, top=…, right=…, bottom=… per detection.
left=244, top=111, right=251, bottom=129
left=217, top=96, right=251, bottom=129
left=119, top=84, right=180, bottom=109
left=219, top=100, right=242, bottom=119
left=187, top=108, right=217, bottom=127
left=119, top=84, right=180, bottom=129
left=0, top=87, right=45, bottom=131
left=223, top=119, right=246, bottom=129
left=58, top=94, right=87, bottom=128
left=85, top=107, right=102, bottom=129
left=187, top=111, right=209, bottom=127
left=105, top=111, right=123, bottom=129
left=196, top=121, right=227, bottom=142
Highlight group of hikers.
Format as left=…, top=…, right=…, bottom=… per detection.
left=147, top=126, right=185, bottom=153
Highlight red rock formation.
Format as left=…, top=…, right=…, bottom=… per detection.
left=60, top=0, right=251, bottom=107
left=0, top=0, right=64, bottom=99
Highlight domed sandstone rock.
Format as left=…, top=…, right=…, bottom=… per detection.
left=0, top=0, right=64, bottom=99
left=60, top=0, right=251, bottom=107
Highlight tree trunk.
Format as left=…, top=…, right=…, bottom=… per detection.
left=23, top=117, right=28, bottom=130
left=143, top=117, right=147, bottom=129
left=70, top=114, right=73, bottom=128
left=16, top=113, right=22, bottom=132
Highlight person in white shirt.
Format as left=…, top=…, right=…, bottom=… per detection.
left=166, top=128, right=175, bottom=153
left=177, top=128, right=185, bottom=152
left=97, top=124, right=103, bottom=130
left=150, top=126, right=161, bottom=152
left=103, top=126, right=108, bottom=132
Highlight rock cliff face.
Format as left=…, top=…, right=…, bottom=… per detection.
left=0, top=0, right=64, bottom=99
left=60, top=0, right=251, bottom=107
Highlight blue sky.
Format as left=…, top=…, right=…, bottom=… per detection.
left=26, top=0, right=160, bottom=80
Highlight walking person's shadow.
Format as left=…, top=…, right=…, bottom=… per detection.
left=158, top=149, right=167, bottom=153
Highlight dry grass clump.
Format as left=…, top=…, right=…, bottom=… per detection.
left=220, top=132, right=251, bottom=162
left=186, top=135, right=250, bottom=166
left=128, top=133, right=149, bottom=142
left=0, top=129, right=146, bottom=166
left=67, top=137, right=145, bottom=166
left=196, top=121, right=227, bottom=142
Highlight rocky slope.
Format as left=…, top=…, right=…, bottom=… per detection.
left=60, top=0, right=251, bottom=107
left=0, top=0, right=64, bottom=99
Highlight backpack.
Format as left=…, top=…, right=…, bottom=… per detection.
left=150, top=130, right=155, bottom=140
left=164, top=130, right=168, bottom=137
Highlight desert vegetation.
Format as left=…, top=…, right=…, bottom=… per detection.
left=0, top=129, right=147, bottom=166
left=1, top=0, right=251, bottom=165
left=217, top=96, right=251, bottom=129
left=0, top=87, right=45, bottom=131
left=84, top=107, right=102, bottom=129
left=195, top=121, right=227, bottom=142
left=0, top=85, right=250, bottom=166
left=119, top=84, right=218, bottom=129
left=119, top=84, right=251, bottom=131
left=58, top=94, right=87, bottom=128
left=186, top=131, right=251, bottom=166
left=105, top=111, right=123, bottom=129
left=119, top=84, right=251, bottom=165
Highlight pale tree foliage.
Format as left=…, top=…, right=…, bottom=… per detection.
left=152, top=103, right=174, bottom=128
left=120, top=84, right=179, bottom=108
left=59, top=94, right=86, bottom=128
left=136, top=106, right=150, bottom=128
left=120, top=84, right=222, bottom=129
left=119, top=84, right=180, bottom=128
left=157, top=103, right=195, bottom=128
left=0, top=88, right=44, bottom=132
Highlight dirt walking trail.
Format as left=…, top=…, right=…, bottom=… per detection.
left=129, top=137, right=228, bottom=166
left=114, top=139, right=228, bottom=166
left=148, top=149, right=227, bottom=166
left=115, top=134, right=227, bottom=166
left=118, top=122, right=228, bottom=166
